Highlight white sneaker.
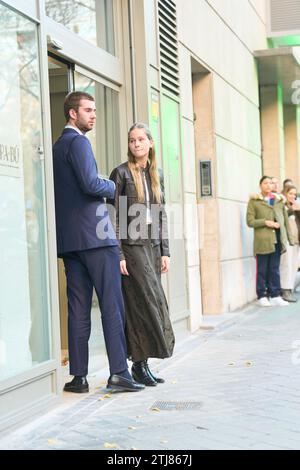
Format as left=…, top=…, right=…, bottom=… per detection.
left=269, top=296, right=290, bottom=307
left=256, top=297, right=272, bottom=307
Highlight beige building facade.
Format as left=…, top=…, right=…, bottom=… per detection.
left=175, top=0, right=267, bottom=315
left=1, top=0, right=300, bottom=431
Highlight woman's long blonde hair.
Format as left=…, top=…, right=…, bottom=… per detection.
left=127, top=122, right=161, bottom=203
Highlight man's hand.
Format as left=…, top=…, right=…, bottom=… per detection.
left=120, top=260, right=129, bottom=276
left=161, top=256, right=170, bottom=273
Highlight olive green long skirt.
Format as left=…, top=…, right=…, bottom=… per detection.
left=121, top=243, right=175, bottom=362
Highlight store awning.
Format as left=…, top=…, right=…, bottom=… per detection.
left=254, top=46, right=300, bottom=104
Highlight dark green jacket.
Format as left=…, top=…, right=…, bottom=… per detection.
left=246, top=193, right=293, bottom=255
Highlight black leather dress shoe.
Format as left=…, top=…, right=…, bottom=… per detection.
left=64, top=376, right=89, bottom=393
left=106, top=374, right=145, bottom=392
left=132, top=361, right=157, bottom=386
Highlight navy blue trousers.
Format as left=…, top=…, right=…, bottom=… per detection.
left=62, top=246, right=128, bottom=377
left=256, top=242, right=281, bottom=299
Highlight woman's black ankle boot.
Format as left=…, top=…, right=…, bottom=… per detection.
left=132, top=361, right=157, bottom=386
left=145, top=362, right=165, bottom=384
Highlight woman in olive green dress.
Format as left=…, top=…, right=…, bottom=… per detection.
left=109, top=123, right=175, bottom=386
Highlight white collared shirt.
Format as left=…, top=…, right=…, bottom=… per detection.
left=65, top=124, right=84, bottom=135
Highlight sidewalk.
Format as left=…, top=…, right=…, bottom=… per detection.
left=1, top=297, right=300, bottom=450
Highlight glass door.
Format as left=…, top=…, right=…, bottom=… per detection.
left=0, top=4, right=51, bottom=381
left=48, top=57, right=122, bottom=373
left=73, top=67, right=121, bottom=371
left=48, top=55, right=73, bottom=362
left=74, top=67, right=121, bottom=177
left=48, top=54, right=73, bottom=142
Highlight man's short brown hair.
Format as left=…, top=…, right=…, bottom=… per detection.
left=64, top=91, right=95, bottom=122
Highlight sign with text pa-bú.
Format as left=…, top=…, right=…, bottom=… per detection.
left=0, top=143, right=21, bottom=178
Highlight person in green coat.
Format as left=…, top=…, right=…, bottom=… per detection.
left=246, top=175, right=294, bottom=307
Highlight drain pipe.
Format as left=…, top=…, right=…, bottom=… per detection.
left=128, top=0, right=137, bottom=122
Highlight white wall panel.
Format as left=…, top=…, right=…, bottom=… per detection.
left=221, top=258, right=256, bottom=311
left=187, top=266, right=202, bottom=331
left=182, top=119, right=197, bottom=194
left=249, top=0, right=267, bottom=24
left=144, top=0, right=159, bottom=68
left=184, top=192, right=201, bottom=267
left=178, top=44, right=194, bottom=121
left=206, top=0, right=267, bottom=50
left=176, top=0, right=261, bottom=106
left=218, top=199, right=254, bottom=261
left=216, top=136, right=262, bottom=202
left=214, top=76, right=262, bottom=155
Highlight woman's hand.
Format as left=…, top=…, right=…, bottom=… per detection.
left=120, top=260, right=129, bottom=276
left=265, top=220, right=280, bottom=229
left=265, top=220, right=274, bottom=228
left=292, top=201, right=300, bottom=211
left=161, top=256, right=170, bottom=273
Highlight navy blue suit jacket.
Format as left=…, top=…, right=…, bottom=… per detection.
left=53, top=128, right=117, bottom=256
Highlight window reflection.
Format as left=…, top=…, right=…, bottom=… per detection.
left=45, top=0, right=115, bottom=54
left=74, top=71, right=120, bottom=177
left=0, top=5, right=50, bottom=380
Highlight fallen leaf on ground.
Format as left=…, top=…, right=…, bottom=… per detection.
left=151, top=407, right=161, bottom=412
left=228, top=362, right=235, bottom=366
left=104, top=442, right=119, bottom=449
left=245, top=361, right=253, bottom=367
left=128, top=426, right=137, bottom=430
left=98, top=397, right=105, bottom=401
left=95, top=382, right=107, bottom=388
left=47, top=438, right=61, bottom=445
left=103, top=394, right=112, bottom=399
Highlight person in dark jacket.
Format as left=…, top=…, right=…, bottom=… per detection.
left=109, top=122, right=175, bottom=386
left=53, top=92, right=144, bottom=394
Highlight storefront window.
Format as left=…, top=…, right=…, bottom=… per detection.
left=0, top=4, right=51, bottom=380
left=45, top=0, right=115, bottom=55
left=74, top=71, right=120, bottom=177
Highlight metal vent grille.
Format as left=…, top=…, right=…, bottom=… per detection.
left=158, top=0, right=180, bottom=97
left=151, top=401, right=202, bottom=411
left=269, top=0, right=300, bottom=32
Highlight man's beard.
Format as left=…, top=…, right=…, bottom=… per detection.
left=75, top=119, right=92, bottom=134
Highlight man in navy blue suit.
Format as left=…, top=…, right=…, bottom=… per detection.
left=53, top=91, right=144, bottom=393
